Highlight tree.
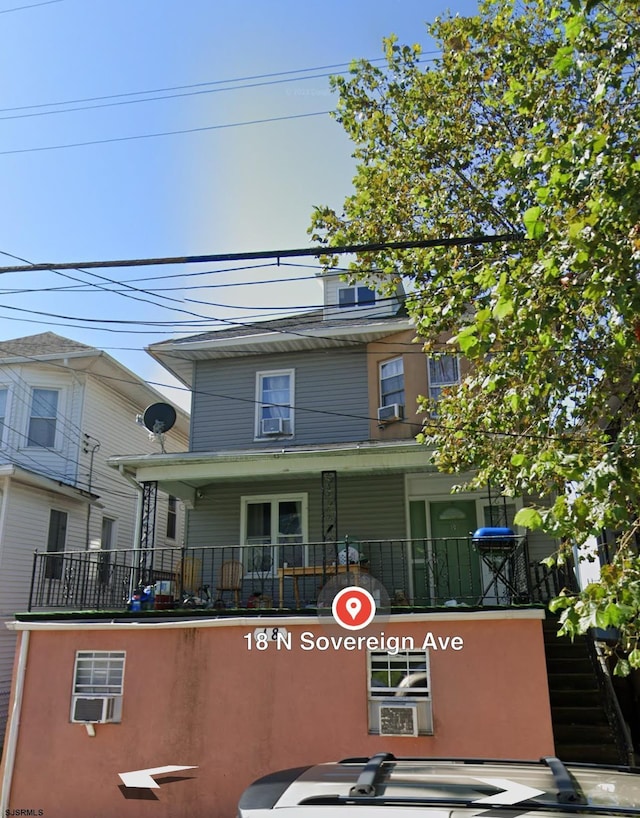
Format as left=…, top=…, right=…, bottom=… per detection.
left=309, top=0, right=640, bottom=670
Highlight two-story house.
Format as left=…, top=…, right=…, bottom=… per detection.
left=0, top=332, right=189, bottom=737
left=108, top=272, right=553, bottom=610
left=0, top=285, right=591, bottom=818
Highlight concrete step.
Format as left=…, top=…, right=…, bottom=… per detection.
left=555, top=742, right=621, bottom=765
left=550, top=705, right=608, bottom=726
left=549, top=689, right=604, bottom=708
left=553, top=722, right=615, bottom=743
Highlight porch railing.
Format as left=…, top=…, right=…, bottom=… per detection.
left=27, top=535, right=533, bottom=613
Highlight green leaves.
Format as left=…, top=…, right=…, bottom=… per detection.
left=522, top=206, right=545, bottom=239
left=310, top=0, right=640, bottom=653
left=513, top=507, right=543, bottom=529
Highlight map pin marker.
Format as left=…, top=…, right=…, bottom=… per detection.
left=345, top=597, right=362, bottom=620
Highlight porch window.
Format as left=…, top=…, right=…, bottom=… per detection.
left=256, top=370, right=294, bottom=438
left=427, top=355, right=460, bottom=412
left=27, top=387, right=59, bottom=448
left=242, top=494, right=307, bottom=576
left=368, top=650, right=433, bottom=736
left=379, top=357, right=405, bottom=408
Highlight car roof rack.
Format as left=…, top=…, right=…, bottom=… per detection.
left=348, top=753, right=396, bottom=797
left=541, top=757, right=587, bottom=805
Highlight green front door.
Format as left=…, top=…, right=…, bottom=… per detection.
left=429, top=499, right=481, bottom=604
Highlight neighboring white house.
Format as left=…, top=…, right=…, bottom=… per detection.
left=0, top=332, right=189, bottom=739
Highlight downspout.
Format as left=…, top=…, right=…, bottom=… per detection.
left=118, top=464, right=144, bottom=600
left=0, top=629, right=30, bottom=812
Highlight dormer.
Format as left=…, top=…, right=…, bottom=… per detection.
left=318, top=270, right=406, bottom=320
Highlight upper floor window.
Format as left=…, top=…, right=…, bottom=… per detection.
left=427, top=355, right=460, bottom=408
left=0, top=387, right=7, bottom=443
left=380, top=358, right=405, bottom=407
left=378, top=358, right=405, bottom=424
left=256, top=370, right=294, bottom=438
left=338, top=285, right=376, bottom=309
left=27, top=387, right=58, bottom=448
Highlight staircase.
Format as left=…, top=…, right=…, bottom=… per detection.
left=543, top=617, right=622, bottom=764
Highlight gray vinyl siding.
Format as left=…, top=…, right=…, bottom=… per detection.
left=190, top=348, right=369, bottom=451
left=187, top=473, right=406, bottom=546
left=185, top=473, right=407, bottom=607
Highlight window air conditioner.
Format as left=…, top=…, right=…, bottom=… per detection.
left=377, top=404, right=404, bottom=423
left=71, top=695, right=117, bottom=724
left=261, top=417, right=285, bottom=436
left=379, top=703, right=418, bottom=736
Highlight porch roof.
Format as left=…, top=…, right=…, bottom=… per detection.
left=108, top=439, right=436, bottom=506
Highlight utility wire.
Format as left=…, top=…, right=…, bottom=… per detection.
left=0, top=0, right=62, bottom=12
left=0, top=347, right=612, bottom=448
left=0, top=54, right=439, bottom=115
left=0, top=110, right=333, bottom=156
left=0, top=233, right=523, bottom=274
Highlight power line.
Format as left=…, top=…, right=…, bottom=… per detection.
left=0, top=343, right=612, bottom=449
left=0, top=233, right=524, bottom=274
left=0, top=0, right=62, bottom=12
left=0, top=56, right=440, bottom=123
left=0, top=72, right=335, bottom=123
left=0, top=57, right=382, bottom=115
left=0, top=110, right=333, bottom=156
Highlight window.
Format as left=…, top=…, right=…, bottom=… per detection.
left=427, top=355, right=460, bottom=410
left=256, top=370, right=294, bottom=438
left=368, top=650, right=433, bottom=735
left=166, top=495, right=177, bottom=539
left=0, top=387, right=7, bottom=443
left=242, top=494, right=307, bottom=575
left=27, top=388, right=58, bottom=448
left=71, top=651, right=125, bottom=723
left=380, top=358, right=405, bottom=408
left=98, top=516, right=116, bottom=584
left=45, top=509, right=67, bottom=580
left=338, top=285, right=376, bottom=309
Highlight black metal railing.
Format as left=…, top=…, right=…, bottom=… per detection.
left=588, top=637, right=637, bottom=766
left=28, top=535, right=531, bottom=613
left=528, top=556, right=580, bottom=604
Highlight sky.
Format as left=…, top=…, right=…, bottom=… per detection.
left=0, top=0, right=480, bottom=412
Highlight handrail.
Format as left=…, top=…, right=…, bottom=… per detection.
left=26, top=535, right=532, bottom=613
left=588, top=636, right=636, bottom=766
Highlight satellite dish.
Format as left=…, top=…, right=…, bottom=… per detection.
left=142, top=402, right=177, bottom=434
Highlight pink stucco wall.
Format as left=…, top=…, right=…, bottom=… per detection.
left=2, top=613, right=553, bottom=818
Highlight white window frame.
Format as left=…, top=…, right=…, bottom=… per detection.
left=240, top=493, right=308, bottom=577
left=367, top=649, right=433, bottom=736
left=71, top=650, right=125, bottom=723
left=255, top=369, right=295, bottom=439
left=379, top=357, right=405, bottom=408
left=26, top=386, right=60, bottom=449
left=337, top=285, right=376, bottom=309
left=427, top=355, right=461, bottom=414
